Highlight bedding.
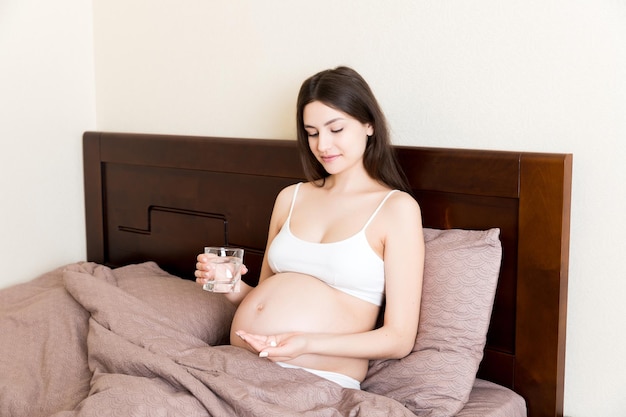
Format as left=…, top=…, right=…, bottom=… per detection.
left=0, top=232, right=524, bottom=417
left=0, top=262, right=414, bottom=417
left=456, top=379, right=526, bottom=417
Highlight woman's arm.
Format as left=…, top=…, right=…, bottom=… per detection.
left=238, top=192, right=425, bottom=361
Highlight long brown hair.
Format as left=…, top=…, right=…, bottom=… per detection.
left=296, top=66, right=411, bottom=193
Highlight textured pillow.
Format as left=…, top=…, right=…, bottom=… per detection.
left=363, top=228, right=502, bottom=417
left=113, top=262, right=236, bottom=345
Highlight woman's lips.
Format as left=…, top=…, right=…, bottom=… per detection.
left=321, top=155, right=339, bottom=163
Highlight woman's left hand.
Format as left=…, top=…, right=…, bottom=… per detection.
left=235, top=330, right=306, bottom=362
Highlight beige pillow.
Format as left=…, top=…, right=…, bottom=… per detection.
left=113, top=262, right=236, bottom=345
left=363, top=228, right=502, bottom=417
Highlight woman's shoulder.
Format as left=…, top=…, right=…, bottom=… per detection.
left=273, top=182, right=308, bottom=212
left=381, top=190, right=422, bottom=221
left=277, top=180, right=323, bottom=199
left=268, top=183, right=302, bottom=229
left=386, top=189, right=419, bottom=205
left=276, top=182, right=303, bottom=200
left=274, top=183, right=296, bottom=205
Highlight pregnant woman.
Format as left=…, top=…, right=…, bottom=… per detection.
left=195, top=66, right=425, bottom=390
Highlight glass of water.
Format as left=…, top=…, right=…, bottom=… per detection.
left=202, top=247, right=244, bottom=293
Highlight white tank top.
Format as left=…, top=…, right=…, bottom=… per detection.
left=267, top=183, right=397, bottom=306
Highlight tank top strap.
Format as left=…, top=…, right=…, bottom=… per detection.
left=361, top=189, right=399, bottom=231
left=286, top=182, right=303, bottom=222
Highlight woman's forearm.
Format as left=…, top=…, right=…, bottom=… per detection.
left=304, top=325, right=416, bottom=361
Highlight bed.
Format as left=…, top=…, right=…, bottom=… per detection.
left=0, top=131, right=571, bottom=417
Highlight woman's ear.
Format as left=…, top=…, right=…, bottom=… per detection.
left=366, top=124, right=374, bottom=137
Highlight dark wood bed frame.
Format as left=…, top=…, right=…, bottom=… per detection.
left=83, top=131, right=572, bottom=417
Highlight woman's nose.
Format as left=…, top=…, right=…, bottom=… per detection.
left=317, top=132, right=332, bottom=152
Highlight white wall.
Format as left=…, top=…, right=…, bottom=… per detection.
left=0, top=0, right=96, bottom=287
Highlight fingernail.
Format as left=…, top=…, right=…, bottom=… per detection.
left=270, top=341, right=277, bottom=347
left=259, top=351, right=269, bottom=358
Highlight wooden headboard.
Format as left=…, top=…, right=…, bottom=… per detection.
left=83, top=131, right=572, bottom=417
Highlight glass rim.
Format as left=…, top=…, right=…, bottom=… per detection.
left=204, top=246, right=244, bottom=256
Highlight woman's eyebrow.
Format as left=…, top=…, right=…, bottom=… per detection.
left=304, top=118, right=345, bottom=129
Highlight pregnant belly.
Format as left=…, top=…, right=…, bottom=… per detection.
left=230, top=272, right=379, bottom=380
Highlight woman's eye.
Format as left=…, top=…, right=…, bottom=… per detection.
left=307, top=132, right=319, bottom=138
left=331, top=128, right=343, bottom=134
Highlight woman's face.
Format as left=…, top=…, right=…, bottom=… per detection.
left=303, top=101, right=374, bottom=176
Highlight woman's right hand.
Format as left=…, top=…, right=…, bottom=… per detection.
left=194, top=253, right=248, bottom=286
